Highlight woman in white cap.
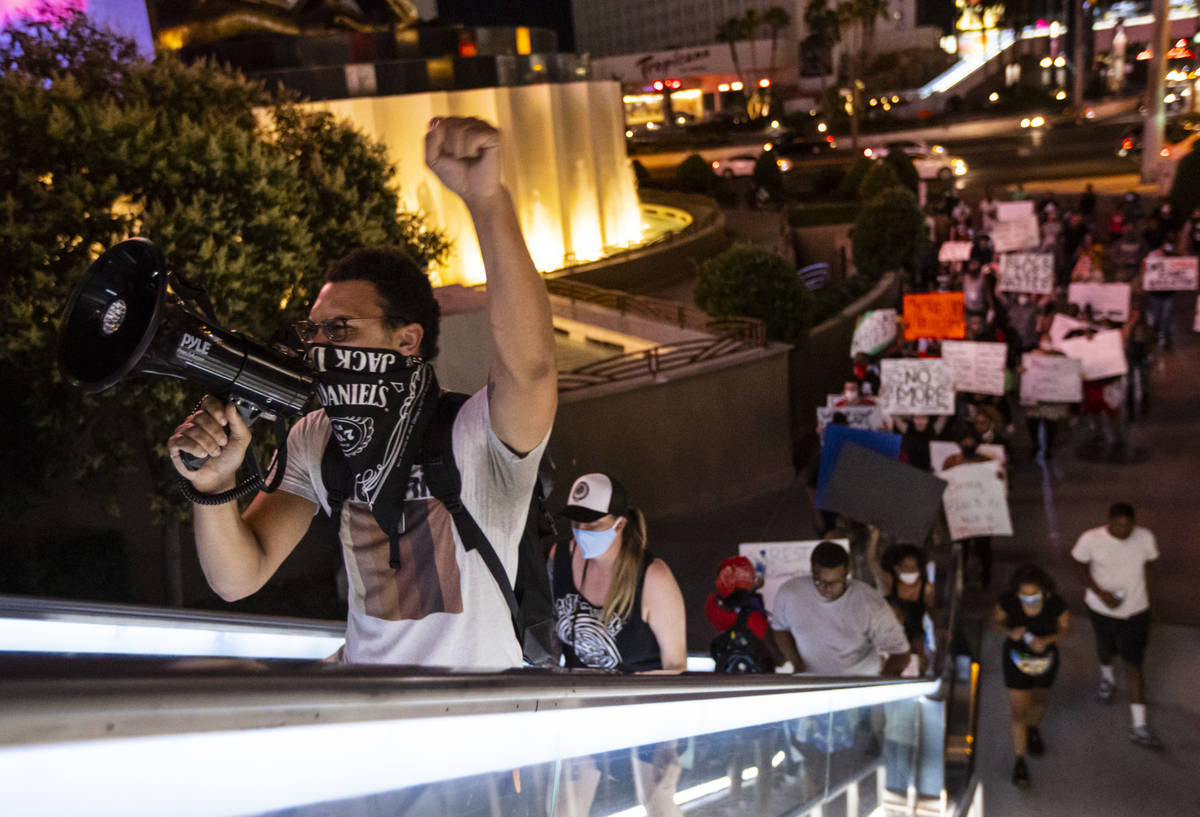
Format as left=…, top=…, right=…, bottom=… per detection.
left=550, top=473, right=688, bottom=817
left=550, top=472, right=686, bottom=673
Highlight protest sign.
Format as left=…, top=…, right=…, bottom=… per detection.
left=739, top=540, right=849, bottom=613
left=879, top=359, right=956, bottom=415
left=997, top=253, right=1054, bottom=294
left=850, top=308, right=898, bottom=357
left=1019, top=353, right=1084, bottom=404
left=938, top=241, right=973, bottom=263
left=991, top=217, right=1040, bottom=253
left=815, top=425, right=902, bottom=509
left=903, top=292, right=965, bottom=340
left=1048, top=313, right=1091, bottom=348
left=1142, top=256, right=1199, bottom=291
left=929, top=442, right=1007, bottom=475
left=942, top=460, right=1013, bottom=540
left=822, top=444, right=947, bottom=544
left=995, top=200, right=1035, bottom=221
left=940, top=340, right=1008, bottom=396
left=1068, top=283, right=1131, bottom=322
left=816, top=405, right=886, bottom=433
left=1057, top=329, right=1128, bottom=379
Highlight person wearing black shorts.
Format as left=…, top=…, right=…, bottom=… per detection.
left=1071, top=502, right=1162, bottom=748
left=994, top=565, right=1069, bottom=787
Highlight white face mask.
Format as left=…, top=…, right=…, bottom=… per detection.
left=898, top=571, right=921, bottom=585
left=844, top=390, right=859, bottom=402
left=1018, top=591, right=1043, bottom=605
left=1039, top=341, right=1054, bottom=352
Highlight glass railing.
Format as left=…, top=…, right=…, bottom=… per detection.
left=0, top=654, right=938, bottom=817
left=0, top=574, right=980, bottom=817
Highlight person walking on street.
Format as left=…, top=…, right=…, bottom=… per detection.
left=994, top=565, right=1070, bottom=787
left=1071, top=502, right=1162, bottom=748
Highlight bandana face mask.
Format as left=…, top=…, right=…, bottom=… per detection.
left=307, top=344, right=438, bottom=508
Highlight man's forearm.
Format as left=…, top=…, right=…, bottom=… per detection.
left=469, top=189, right=556, bottom=384
left=193, top=503, right=269, bottom=601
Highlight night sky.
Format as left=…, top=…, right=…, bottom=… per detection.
left=435, top=0, right=576, bottom=51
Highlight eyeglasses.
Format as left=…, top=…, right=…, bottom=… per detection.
left=812, top=576, right=847, bottom=591
left=292, top=316, right=409, bottom=344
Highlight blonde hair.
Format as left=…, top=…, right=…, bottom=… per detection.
left=601, top=508, right=648, bottom=624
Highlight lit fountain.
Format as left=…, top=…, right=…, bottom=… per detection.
left=302, top=81, right=670, bottom=286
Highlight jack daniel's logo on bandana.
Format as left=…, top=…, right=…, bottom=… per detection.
left=308, top=344, right=438, bottom=508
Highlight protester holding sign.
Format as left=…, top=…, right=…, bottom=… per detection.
left=993, top=564, right=1070, bottom=787
left=1138, top=241, right=1187, bottom=350
left=942, top=431, right=1004, bottom=587
left=1019, top=334, right=1076, bottom=461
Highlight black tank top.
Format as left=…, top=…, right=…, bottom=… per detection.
left=552, top=542, right=663, bottom=673
left=888, top=574, right=928, bottom=643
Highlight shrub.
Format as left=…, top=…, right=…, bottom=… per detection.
left=753, top=151, right=784, bottom=197
left=858, top=161, right=902, bottom=201
left=676, top=153, right=715, bottom=193
left=1169, top=144, right=1200, bottom=220
left=838, top=156, right=875, bottom=197
left=813, top=164, right=847, bottom=196
left=850, top=186, right=926, bottom=280
left=695, top=243, right=803, bottom=341
left=788, top=202, right=861, bottom=227
left=882, top=149, right=920, bottom=194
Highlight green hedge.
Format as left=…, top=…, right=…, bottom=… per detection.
left=787, top=202, right=862, bottom=227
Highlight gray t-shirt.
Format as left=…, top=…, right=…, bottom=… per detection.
left=278, top=389, right=548, bottom=669
left=771, top=577, right=910, bottom=676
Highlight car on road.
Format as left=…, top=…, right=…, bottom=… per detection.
left=1116, top=117, right=1200, bottom=159
left=710, top=154, right=758, bottom=177
left=864, top=140, right=968, bottom=181
left=764, top=132, right=839, bottom=172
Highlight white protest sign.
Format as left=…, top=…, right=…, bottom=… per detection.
left=1068, top=283, right=1131, bottom=321
left=879, top=359, right=956, bottom=415
left=991, top=217, right=1040, bottom=253
left=817, top=406, right=887, bottom=433
left=997, top=253, right=1055, bottom=294
left=940, top=341, right=1008, bottom=396
left=942, top=460, right=1013, bottom=540
left=739, top=540, right=850, bottom=614
left=930, top=442, right=1007, bottom=475
left=1058, top=329, right=1128, bottom=379
left=995, top=200, right=1035, bottom=221
left=1143, top=256, right=1199, bottom=291
left=1048, top=313, right=1091, bottom=348
left=1019, top=353, right=1084, bottom=404
left=850, top=308, right=898, bottom=357
left=938, top=241, right=973, bottom=263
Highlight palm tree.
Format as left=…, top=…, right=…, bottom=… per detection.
left=837, top=0, right=890, bottom=150
left=804, top=0, right=842, bottom=112
left=762, top=5, right=792, bottom=115
left=716, top=16, right=749, bottom=102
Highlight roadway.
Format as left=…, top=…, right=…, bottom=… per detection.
left=633, top=102, right=1152, bottom=191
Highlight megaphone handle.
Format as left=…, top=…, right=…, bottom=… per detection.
left=179, top=400, right=263, bottom=471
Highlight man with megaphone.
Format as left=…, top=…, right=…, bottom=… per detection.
left=167, top=116, right=558, bottom=669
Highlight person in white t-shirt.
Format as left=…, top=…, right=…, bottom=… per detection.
left=168, top=117, right=557, bottom=669
left=1071, top=502, right=1161, bottom=748
left=771, top=541, right=911, bottom=676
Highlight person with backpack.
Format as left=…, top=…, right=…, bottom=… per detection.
left=550, top=473, right=686, bottom=673
left=167, top=116, right=558, bottom=669
left=705, top=556, right=778, bottom=673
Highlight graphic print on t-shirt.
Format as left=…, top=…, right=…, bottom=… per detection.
left=340, top=465, right=463, bottom=622
left=555, top=594, right=624, bottom=669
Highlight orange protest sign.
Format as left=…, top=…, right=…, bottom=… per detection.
left=903, top=292, right=966, bottom=340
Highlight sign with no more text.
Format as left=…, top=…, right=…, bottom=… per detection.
left=879, top=358, right=956, bottom=415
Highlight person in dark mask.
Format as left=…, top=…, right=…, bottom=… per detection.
left=168, top=116, right=558, bottom=669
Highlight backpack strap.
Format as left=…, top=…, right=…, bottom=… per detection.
left=421, top=392, right=523, bottom=645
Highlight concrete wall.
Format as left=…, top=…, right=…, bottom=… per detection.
left=548, top=345, right=795, bottom=519
left=787, top=272, right=900, bottom=461
left=792, top=222, right=855, bottom=274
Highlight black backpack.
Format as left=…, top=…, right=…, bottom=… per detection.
left=321, top=391, right=561, bottom=667
left=710, top=606, right=772, bottom=674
